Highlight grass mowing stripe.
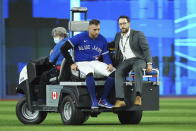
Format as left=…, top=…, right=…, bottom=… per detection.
left=0, top=98, right=196, bottom=131
left=0, top=109, right=15, bottom=112
left=160, top=99, right=196, bottom=103
left=160, top=105, right=196, bottom=109
left=143, top=113, right=196, bottom=117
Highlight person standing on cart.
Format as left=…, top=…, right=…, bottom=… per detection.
left=109, top=16, right=153, bottom=107
left=61, top=19, right=115, bottom=109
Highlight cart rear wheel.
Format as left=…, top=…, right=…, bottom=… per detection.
left=60, top=95, right=89, bottom=125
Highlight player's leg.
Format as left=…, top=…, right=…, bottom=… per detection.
left=76, top=62, right=98, bottom=109
left=91, top=61, right=115, bottom=108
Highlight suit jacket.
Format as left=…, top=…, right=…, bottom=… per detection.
left=109, top=29, right=152, bottom=67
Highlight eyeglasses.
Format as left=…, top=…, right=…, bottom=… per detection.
left=119, top=22, right=128, bottom=26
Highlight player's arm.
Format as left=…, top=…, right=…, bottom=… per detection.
left=60, top=40, right=74, bottom=65
left=61, top=33, right=82, bottom=70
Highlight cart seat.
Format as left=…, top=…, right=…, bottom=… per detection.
left=49, top=58, right=66, bottom=83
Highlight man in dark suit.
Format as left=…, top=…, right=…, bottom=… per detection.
left=109, top=16, right=152, bottom=107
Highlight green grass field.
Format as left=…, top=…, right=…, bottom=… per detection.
left=0, top=98, right=196, bottom=131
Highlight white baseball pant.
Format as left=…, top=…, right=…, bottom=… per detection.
left=75, top=60, right=115, bottom=76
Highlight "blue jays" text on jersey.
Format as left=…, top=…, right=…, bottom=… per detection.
left=68, top=31, right=112, bottom=64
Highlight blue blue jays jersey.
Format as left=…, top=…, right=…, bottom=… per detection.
left=68, top=31, right=112, bottom=64
left=50, top=38, right=68, bottom=65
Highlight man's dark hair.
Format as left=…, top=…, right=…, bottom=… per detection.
left=89, top=19, right=100, bottom=25
left=118, top=16, right=130, bottom=23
